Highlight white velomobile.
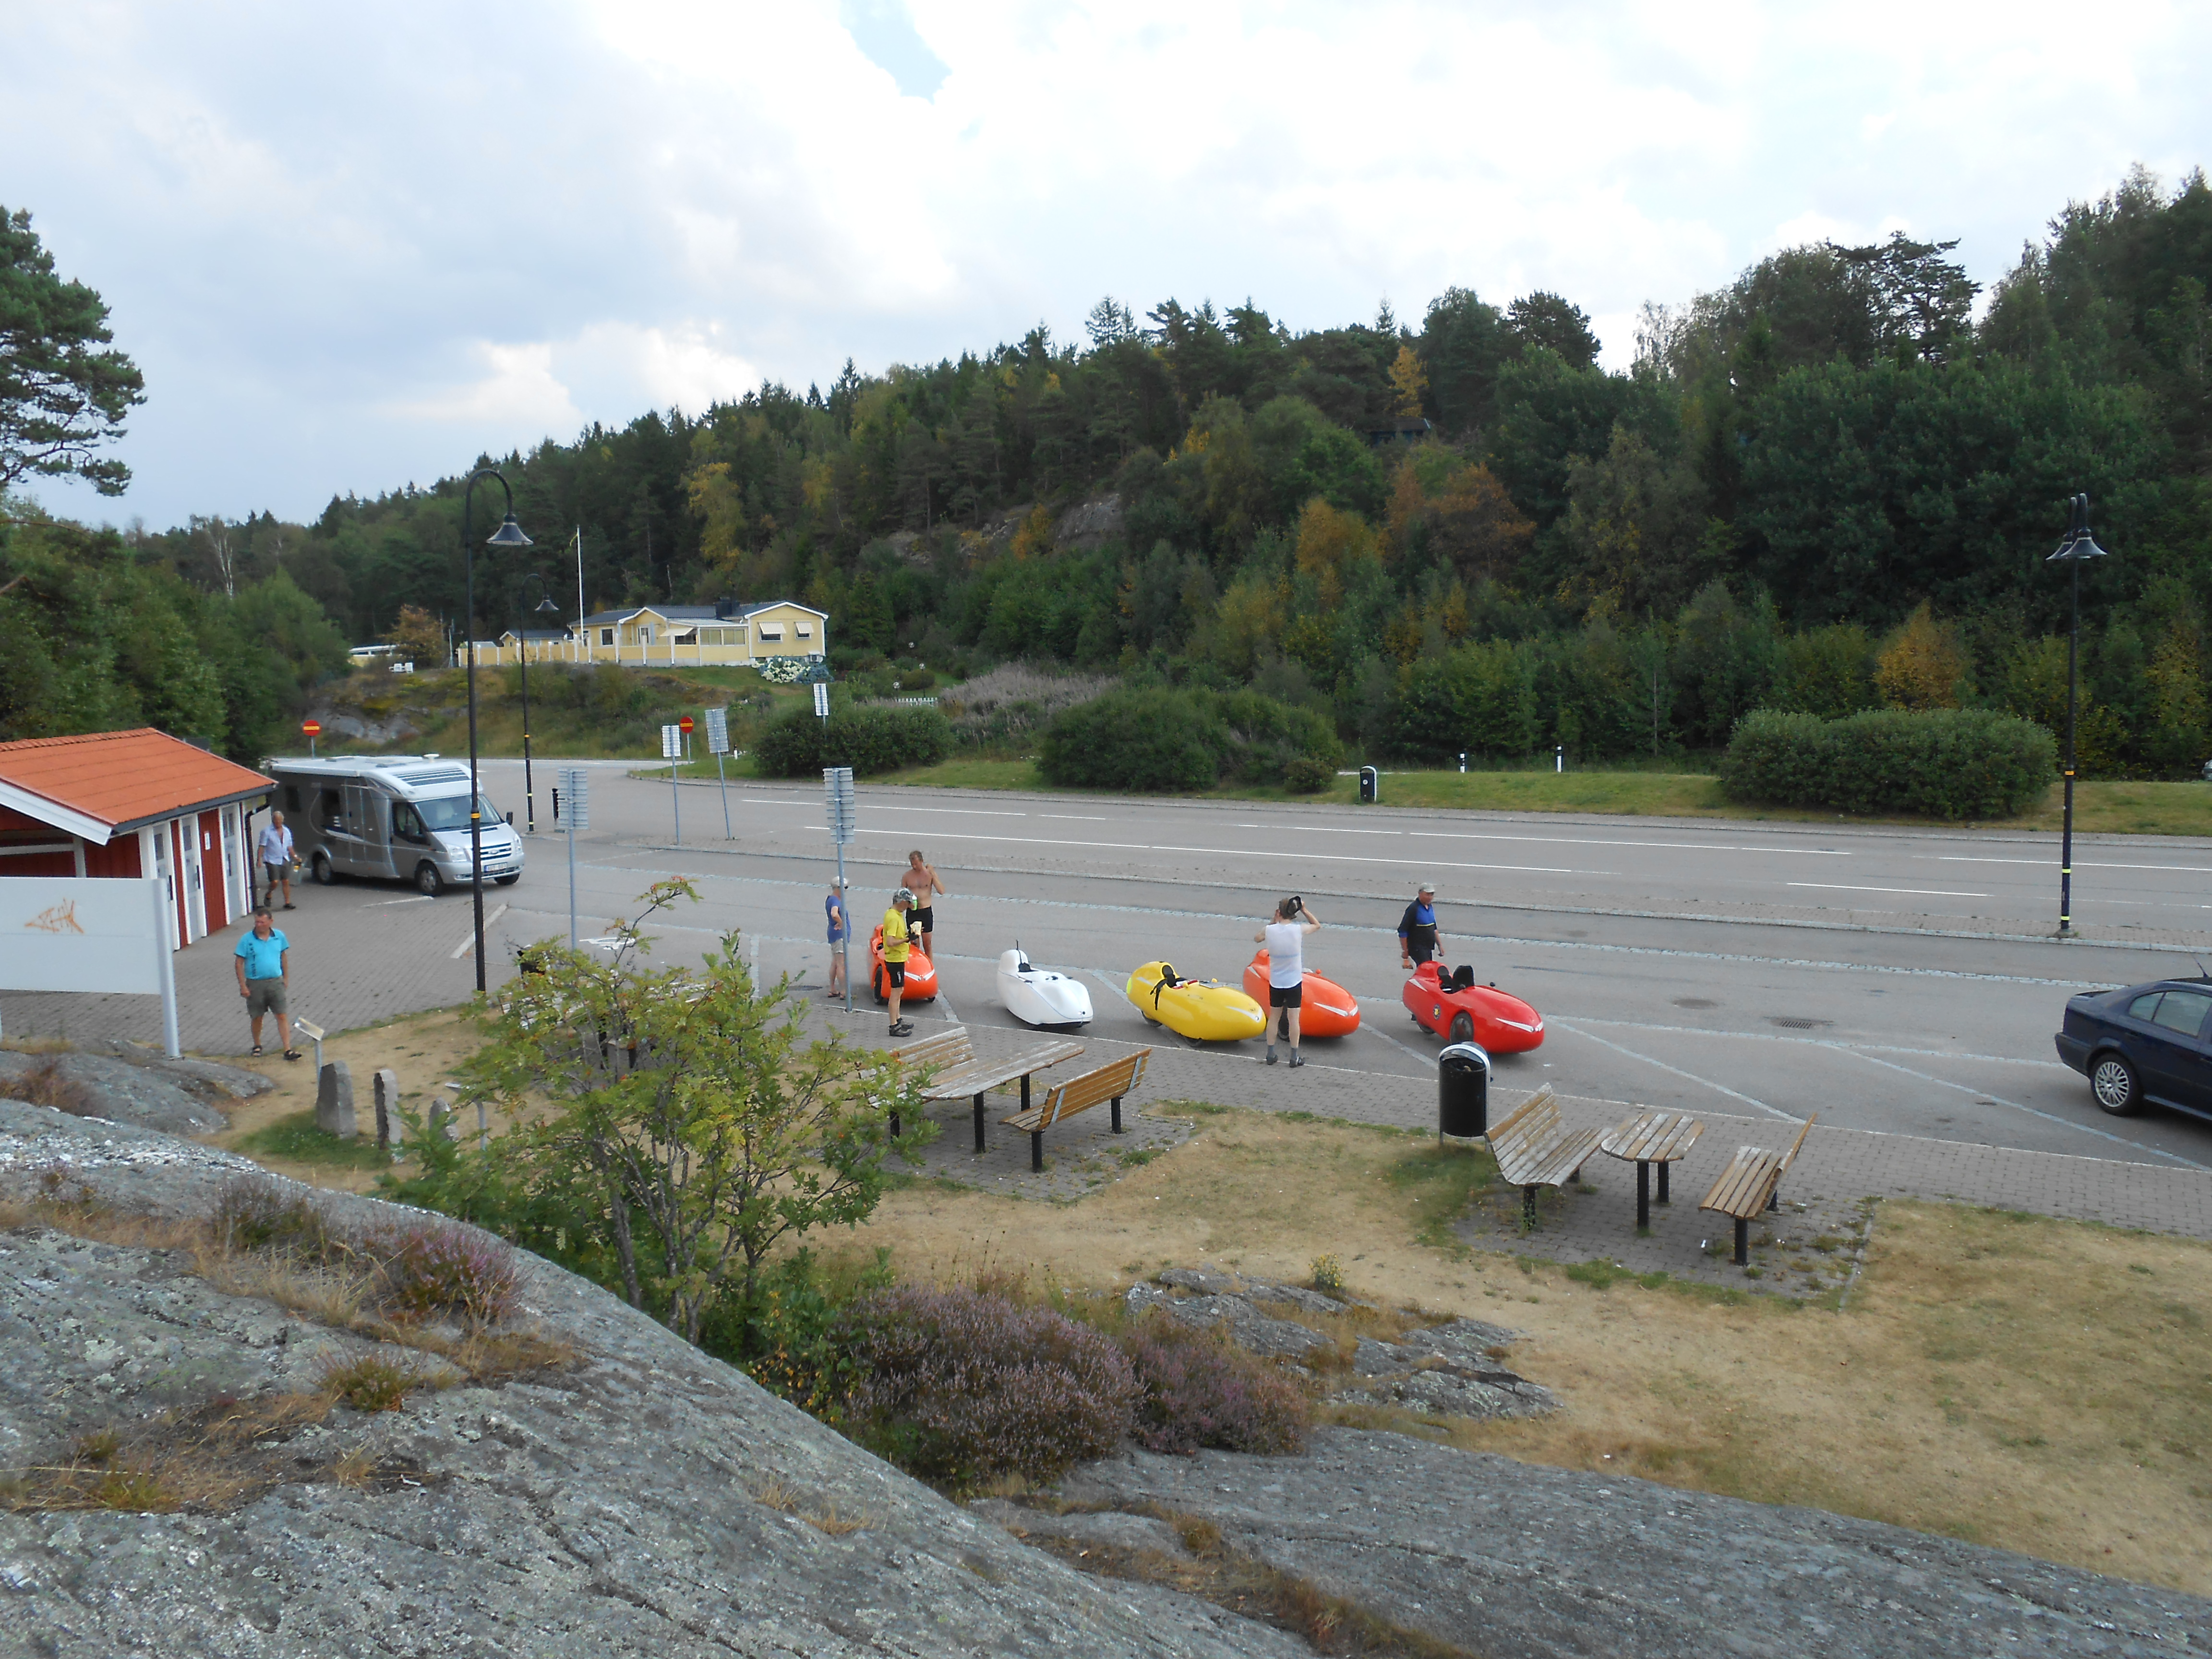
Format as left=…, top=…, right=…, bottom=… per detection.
left=998, top=947, right=1094, bottom=1030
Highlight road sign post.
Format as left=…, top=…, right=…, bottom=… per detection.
left=813, top=680, right=830, bottom=721
left=302, top=718, right=322, bottom=758
left=825, top=766, right=856, bottom=1014
left=556, top=767, right=589, bottom=949
left=705, top=705, right=732, bottom=838
left=661, top=722, right=683, bottom=846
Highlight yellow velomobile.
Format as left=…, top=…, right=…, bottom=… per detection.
left=1126, top=961, right=1268, bottom=1043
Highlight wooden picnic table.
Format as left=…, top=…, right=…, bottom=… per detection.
left=917, top=1037, right=1086, bottom=1152
left=1598, top=1109, right=1704, bottom=1230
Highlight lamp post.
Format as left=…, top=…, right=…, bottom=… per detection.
left=517, top=574, right=560, bottom=834
left=461, top=469, right=532, bottom=993
left=2046, top=492, right=2108, bottom=937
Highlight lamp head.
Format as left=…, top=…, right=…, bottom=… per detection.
left=534, top=592, right=561, bottom=615
left=2047, top=492, right=2108, bottom=562
left=486, top=512, right=532, bottom=550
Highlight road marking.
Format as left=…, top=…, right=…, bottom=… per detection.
left=1559, top=1015, right=2074, bottom=1070
left=1788, top=883, right=1987, bottom=898
left=1409, top=831, right=1851, bottom=856
left=824, top=825, right=1594, bottom=876
left=1549, top=1019, right=1799, bottom=1120
left=1354, top=1007, right=1435, bottom=1067
left=1039, top=814, right=1110, bottom=821
left=449, top=902, right=509, bottom=958
left=365, top=895, right=435, bottom=907
left=1838, top=1049, right=2209, bottom=1169
left=1235, top=824, right=1402, bottom=836
left=880, top=805, right=1031, bottom=817
left=1935, top=855, right=2212, bottom=873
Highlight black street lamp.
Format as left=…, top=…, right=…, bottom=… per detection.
left=461, top=469, right=531, bottom=993
left=518, top=574, right=561, bottom=834
left=2046, top=492, right=2108, bottom=937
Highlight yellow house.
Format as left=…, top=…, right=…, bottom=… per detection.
left=476, top=600, right=828, bottom=669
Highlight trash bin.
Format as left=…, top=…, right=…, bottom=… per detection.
left=1438, top=1041, right=1490, bottom=1140
left=1358, top=765, right=1379, bottom=804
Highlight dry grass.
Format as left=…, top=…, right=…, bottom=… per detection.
left=7, top=1058, right=99, bottom=1116
left=854, top=1102, right=2212, bottom=1595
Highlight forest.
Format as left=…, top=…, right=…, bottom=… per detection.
left=3, top=166, right=2209, bottom=774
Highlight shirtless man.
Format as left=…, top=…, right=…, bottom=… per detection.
left=903, top=849, right=947, bottom=959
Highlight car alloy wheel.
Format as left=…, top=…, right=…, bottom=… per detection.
left=2091, top=1053, right=2141, bottom=1116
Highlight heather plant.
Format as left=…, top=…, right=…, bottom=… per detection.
left=380, top=1222, right=522, bottom=1328
left=936, top=663, right=1115, bottom=749
left=834, top=1284, right=1137, bottom=1487
left=211, top=1175, right=344, bottom=1262
left=1125, top=1315, right=1309, bottom=1456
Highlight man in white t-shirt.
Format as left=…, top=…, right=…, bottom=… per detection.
left=256, top=812, right=296, bottom=910
left=1253, top=895, right=1322, bottom=1069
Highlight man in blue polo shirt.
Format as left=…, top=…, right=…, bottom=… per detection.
left=234, top=906, right=299, bottom=1059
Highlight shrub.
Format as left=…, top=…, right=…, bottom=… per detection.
left=938, top=663, right=1115, bottom=749
left=834, top=1285, right=1137, bottom=1486
left=1124, top=1315, right=1309, bottom=1456
left=212, top=1175, right=342, bottom=1260
left=1720, top=706, right=2055, bottom=819
left=1280, top=754, right=1335, bottom=794
left=379, top=1222, right=521, bottom=1327
left=754, top=702, right=953, bottom=776
left=1308, top=1253, right=1345, bottom=1294
left=10, top=1058, right=96, bottom=1116
left=1038, top=685, right=1342, bottom=793
left=319, top=1353, right=422, bottom=1412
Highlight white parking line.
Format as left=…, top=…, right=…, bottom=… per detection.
left=824, top=825, right=1594, bottom=876
left=449, top=902, right=509, bottom=958
left=1409, top=831, right=1851, bottom=856
left=1935, top=855, right=2212, bottom=873
left=1549, top=1018, right=1798, bottom=1121
left=1788, top=883, right=1986, bottom=898
left=1839, top=1049, right=2209, bottom=1169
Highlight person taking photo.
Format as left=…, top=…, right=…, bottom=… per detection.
left=1255, top=894, right=1322, bottom=1069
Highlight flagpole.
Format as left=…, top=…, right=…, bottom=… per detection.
left=575, top=527, right=586, bottom=662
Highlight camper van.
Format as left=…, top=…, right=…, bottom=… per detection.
left=265, top=756, right=524, bottom=896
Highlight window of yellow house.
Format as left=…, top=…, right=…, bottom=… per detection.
left=600, top=628, right=614, bottom=646
left=758, top=624, right=784, bottom=641
left=796, top=622, right=813, bottom=638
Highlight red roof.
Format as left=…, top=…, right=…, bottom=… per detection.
left=0, top=729, right=271, bottom=844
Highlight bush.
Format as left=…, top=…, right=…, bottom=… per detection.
left=1125, top=1316, right=1309, bottom=1456
left=754, top=702, right=953, bottom=777
left=380, top=1222, right=522, bottom=1327
left=939, top=663, right=1115, bottom=749
left=212, top=1175, right=342, bottom=1260
left=1280, top=754, right=1335, bottom=793
left=1720, top=706, right=2056, bottom=819
left=1038, top=685, right=1343, bottom=793
left=833, top=1284, right=1137, bottom=1486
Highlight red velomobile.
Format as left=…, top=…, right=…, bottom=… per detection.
left=1402, top=962, right=1544, bottom=1053
left=1242, top=950, right=1362, bottom=1038
left=869, top=924, right=938, bottom=1004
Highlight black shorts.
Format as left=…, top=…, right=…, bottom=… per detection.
left=911, top=905, right=934, bottom=932
left=1268, top=983, right=1302, bottom=1009
left=885, top=960, right=906, bottom=988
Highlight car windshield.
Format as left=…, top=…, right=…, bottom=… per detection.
left=415, top=793, right=500, bottom=832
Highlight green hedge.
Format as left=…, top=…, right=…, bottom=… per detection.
left=1720, top=707, right=2056, bottom=819
left=1038, top=686, right=1343, bottom=793
left=754, top=703, right=953, bottom=777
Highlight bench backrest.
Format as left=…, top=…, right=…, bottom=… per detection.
left=889, top=1028, right=974, bottom=1073
left=1485, top=1084, right=1559, bottom=1170
left=1778, top=1112, right=1816, bottom=1174
left=1038, top=1049, right=1150, bottom=1128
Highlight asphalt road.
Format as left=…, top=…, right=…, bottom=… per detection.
left=468, top=759, right=2212, bottom=1174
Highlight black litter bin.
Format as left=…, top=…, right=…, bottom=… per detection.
left=1358, top=765, right=1379, bottom=804
left=1438, top=1041, right=1490, bottom=1141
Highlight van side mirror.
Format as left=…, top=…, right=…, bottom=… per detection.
left=505, top=811, right=514, bottom=826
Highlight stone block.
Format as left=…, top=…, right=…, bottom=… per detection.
left=373, top=1068, right=400, bottom=1149
left=315, top=1061, right=355, bottom=1139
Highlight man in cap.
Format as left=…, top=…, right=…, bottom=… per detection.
left=1397, top=882, right=1442, bottom=971
left=824, top=878, right=849, bottom=1000
left=882, top=888, right=917, bottom=1037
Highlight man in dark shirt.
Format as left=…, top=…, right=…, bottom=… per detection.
left=1397, top=882, right=1441, bottom=970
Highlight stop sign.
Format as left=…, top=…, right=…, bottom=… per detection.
left=301, top=720, right=322, bottom=738
left=678, top=715, right=695, bottom=734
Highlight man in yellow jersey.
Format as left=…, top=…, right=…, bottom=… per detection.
left=883, top=887, right=917, bottom=1037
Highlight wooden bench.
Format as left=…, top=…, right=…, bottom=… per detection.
left=882, top=1028, right=1087, bottom=1152
left=1484, top=1085, right=1604, bottom=1226
left=1698, top=1115, right=1817, bottom=1264
left=879, top=1029, right=974, bottom=1138
left=1002, top=1049, right=1151, bottom=1172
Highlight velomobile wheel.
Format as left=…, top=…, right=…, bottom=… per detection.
left=1449, top=1011, right=1475, bottom=1044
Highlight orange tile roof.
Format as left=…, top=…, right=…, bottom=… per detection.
left=0, top=728, right=271, bottom=843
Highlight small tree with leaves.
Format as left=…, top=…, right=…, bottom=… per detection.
left=463, top=880, right=931, bottom=1343
left=0, top=207, right=145, bottom=496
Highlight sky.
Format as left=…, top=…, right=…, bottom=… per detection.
left=8, top=0, right=2210, bottom=531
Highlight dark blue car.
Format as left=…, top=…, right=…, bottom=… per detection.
left=2055, top=977, right=2212, bottom=1120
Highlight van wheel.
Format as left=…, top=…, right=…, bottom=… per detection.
left=2091, top=1053, right=2141, bottom=1116
left=494, top=873, right=519, bottom=886
left=1450, top=1011, right=1476, bottom=1045
left=311, top=851, right=334, bottom=886
left=415, top=863, right=443, bottom=897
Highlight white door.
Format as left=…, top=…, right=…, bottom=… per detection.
left=182, top=817, right=207, bottom=942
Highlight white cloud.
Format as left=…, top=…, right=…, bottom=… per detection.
left=7, top=0, right=2211, bottom=526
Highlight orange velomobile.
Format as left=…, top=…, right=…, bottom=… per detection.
left=869, top=924, right=938, bottom=1004
left=1242, top=950, right=1362, bottom=1038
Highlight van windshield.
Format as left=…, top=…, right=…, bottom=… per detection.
left=415, top=794, right=501, bottom=832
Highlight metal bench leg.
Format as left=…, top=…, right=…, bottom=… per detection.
left=1636, top=1161, right=1649, bottom=1230
left=973, top=1093, right=986, bottom=1154
left=1030, top=1129, right=1045, bottom=1173
left=1767, top=1187, right=1779, bottom=1212
left=890, top=1110, right=901, bottom=1139
left=1522, top=1186, right=1537, bottom=1225
left=1657, top=1162, right=1670, bottom=1205
left=1733, top=1216, right=1749, bottom=1265
left=1110, top=1095, right=1124, bottom=1133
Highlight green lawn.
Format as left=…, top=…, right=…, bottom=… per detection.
left=231, top=1111, right=398, bottom=1172
left=855, top=760, right=2212, bottom=835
